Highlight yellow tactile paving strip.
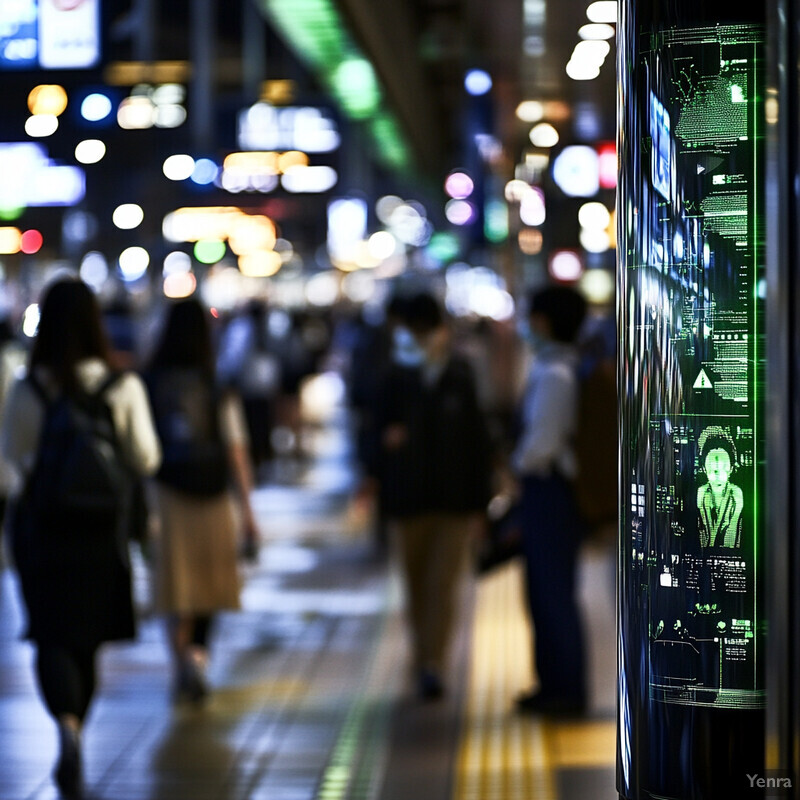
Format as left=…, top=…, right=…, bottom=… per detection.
left=453, top=560, right=615, bottom=800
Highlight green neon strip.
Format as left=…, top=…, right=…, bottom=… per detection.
left=261, top=0, right=412, bottom=172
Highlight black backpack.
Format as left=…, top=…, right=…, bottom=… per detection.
left=24, top=371, right=130, bottom=535
left=147, top=368, right=230, bottom=497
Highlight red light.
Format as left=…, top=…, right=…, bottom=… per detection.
left=210, top=307, right=219, bottom=319
left=20, top=229, right=43, bottom=254
left=597, top=142, right=617, bottom=189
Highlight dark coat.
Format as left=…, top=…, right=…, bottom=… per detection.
left=376, top=356, right=493, bottom=518
left=10, top=501, right=135, bottom=650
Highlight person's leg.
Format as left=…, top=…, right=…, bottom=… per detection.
left=393, top=516, right=431, bottom=674
left=168, top=614, right=209, bottom=703
left=36, top=642, right=97, bottom=796
left=417, top=513, right=473, bottom=681
left=519, top=474, right=586, bottom=711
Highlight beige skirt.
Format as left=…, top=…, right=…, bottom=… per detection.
left=153, top=485, right=241, bottom=615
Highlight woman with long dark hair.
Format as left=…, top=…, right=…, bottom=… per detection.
left=1, top=277, right=161, bottom=798
left=145, top=297, right=259, bottom=704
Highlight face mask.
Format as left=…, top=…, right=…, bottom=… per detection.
left=392, top=326, right=425, bottom=366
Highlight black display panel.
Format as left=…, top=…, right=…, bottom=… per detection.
left=617, top=3, right=766, bottom=798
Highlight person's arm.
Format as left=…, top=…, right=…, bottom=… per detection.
left=0, top=376, right=44, bottom=480
left=110, top=372, right=162, bottom=477
left=511, top=362, right=576, bottom=476
left=220, top=391, right=260, bottom=558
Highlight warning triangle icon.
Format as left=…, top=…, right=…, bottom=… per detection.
left=694, top=369, right=713, bottom=389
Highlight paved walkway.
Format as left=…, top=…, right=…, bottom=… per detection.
left=0, top=407, right=617, bottom=800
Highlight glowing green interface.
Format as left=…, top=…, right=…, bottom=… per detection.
left=620, top=24, right=765, bottom=709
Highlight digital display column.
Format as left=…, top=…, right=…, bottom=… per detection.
left=618, top=3, right=766, bottom=798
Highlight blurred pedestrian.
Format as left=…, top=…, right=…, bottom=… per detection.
left=0, top=317, right=26, bottom=566
left=376, top=291, right=492, bottom=700
left=513, top=285, right=588, bottom=715
left=145, top=298, right=260, bottom=704
left=0, top=277, right=162, bottom=798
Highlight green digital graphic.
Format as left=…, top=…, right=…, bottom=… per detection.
left=620, top=24, right=765, bottom=710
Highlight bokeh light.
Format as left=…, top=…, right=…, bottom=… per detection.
left=464, top=69, right=492, bottom=96
left=28, top=85, right=68, bottom=116
left=112, top=204, right=144, bottom=230
left=75, top=139, right=106, bottom=164
left=81, top=93, right=113, bottom=122
left=118, top=246, right=150, bottom=281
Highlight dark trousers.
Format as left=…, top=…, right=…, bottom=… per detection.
left=520, top=473, right=586, bottom=703
left=36, top=642, right=98, bottom=722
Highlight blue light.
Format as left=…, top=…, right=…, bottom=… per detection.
left=464, top=69, right=492, bottom=96
left=191, top=158, right=218, bottom=185
left=81, top=93, right=113, bottom=122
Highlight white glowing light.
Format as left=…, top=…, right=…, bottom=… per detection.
left=586, top=1, right=617, bottom=23
left=163, top=154, right=195, bottom=181
left=579, top=23, right=615, bottom=40
left=376, top=195, right=404, bottom=224
left=580, top=269, right=615, bottom=304
left=519, top=187, right=546, bottom=226
left=306, top=271, right=339, bottom=306
left=25, top=115, right=58, bottom=137
left=552, top=146, right=600, bottom=197
left=368, top=231, right=397, bottom=261
left=112, top=204, right=144, bottom=230
left=22, top=304, right=40, bottom=338
left=74, top=139, right=106, bottom=164
left=566, top=60, right=602, bottom=81
left=465, top=69, right=492, bottom=96
left=470, top=286, right=515, bottom=321
left=281, top=165, right=338, bottom=193
left=117, top=96, right=156, bottom=129
left=155, top=104, right=187, bottom=128
left=389, top=202, right=431, bottom=246
left=163, top=250, right=192, bottom=275
left=81, top=93, right=113, bottom=122
left=164, top=271, right=197, bottom=299
left=529, top=122, right=559, bottom=148
left=445, top=199, right=476, bottom=226
left=549, top=250, right=584, bottom=282
left=573, top=39, right=611, bottom=63
left=328, top=197, right=368, bottom=262
left=80, top=252, right=108, bottom=291
left=580, top=227, right=611, bottom=253
left=578, top=201, right=611, bottom=230
left=516, top=100, right=545, bottom=123
left=238, top=251, right=282, bottom=278
left=341, top=270, right=377, bottom=303
left=505, top=180, right=532, bottom=203
left=118, top=246, right=150, bottom=281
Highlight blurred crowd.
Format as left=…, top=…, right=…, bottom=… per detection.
left=0, top=275, right=615, bottom=798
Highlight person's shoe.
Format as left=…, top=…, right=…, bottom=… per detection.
left=54, top=721, right=83, bottom=798
left=417, top=668, right=445, bottom=701
left=515, top=690, right=586, bottom=717
left=175, top=652, right=209, bottom=705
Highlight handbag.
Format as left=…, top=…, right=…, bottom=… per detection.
left=476, top=492, right=522, bottom=574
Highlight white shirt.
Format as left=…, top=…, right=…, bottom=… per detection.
left=512, top=342, right=580, bottom=479
left=1, top=358, right=162, bottom=490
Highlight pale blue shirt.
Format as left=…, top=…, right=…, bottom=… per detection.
left=512, top=342, right=580, bottom=479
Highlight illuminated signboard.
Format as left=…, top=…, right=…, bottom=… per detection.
left=0, top=143, right=85, bottom=206
left=618, top=6, right=765, bottom=799
left=0, top=0, right=100, bottom=70
left=237, top=102, right=341, bottom=153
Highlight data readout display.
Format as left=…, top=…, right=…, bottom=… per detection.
left=620, top=24, right=765, bottom=710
